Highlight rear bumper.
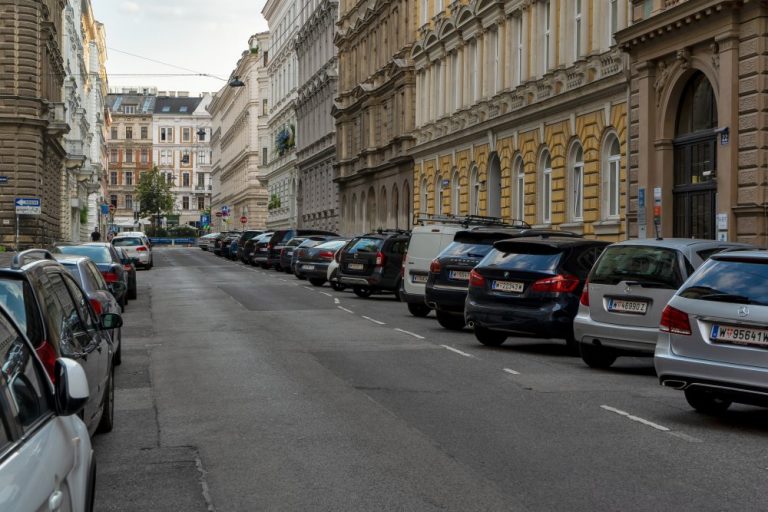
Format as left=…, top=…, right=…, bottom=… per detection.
left=339, top=271, right=397, bottom=290
left=400, top=286, right=426, bottom=305
left=425, top=284, right=467, bottom=313
left=300, top=263, right=331, bottom=279
left=573, top=310, right=658, bottom=355
left=465, top=299, right=575, bottom=339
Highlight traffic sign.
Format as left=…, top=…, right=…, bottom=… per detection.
left=0, top=176, right=8, bottom=185
left=215, top=211, right=223, bottom=218
left=240, top=216, right=247, bottom=224
left=109, top=204, right=116, bottom=213
left=15, top=197, right=41, bottom=215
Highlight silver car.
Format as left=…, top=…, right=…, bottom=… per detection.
left=574, top=239, right=753, bottom=368
left=655, top=251, right=768, bottom=414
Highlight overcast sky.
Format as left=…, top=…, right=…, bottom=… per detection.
left=93, top=0, right=269, bottom=95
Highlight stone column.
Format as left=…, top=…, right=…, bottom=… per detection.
left=716, top=32, right=740, bottom=240
left=636, top=60, right=656, bottom=238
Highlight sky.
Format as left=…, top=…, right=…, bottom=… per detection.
left=93, top=0, right=270, bottom=95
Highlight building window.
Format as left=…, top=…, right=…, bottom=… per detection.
left=514, top=157, right=525, bottom=221
left=125, top=195, right=133, bottom=210
left=110, top=148, right=118, bottom=163
left=160, top=127, right=174, bottom=143
left=542, top=1, right=551, bottom=73
left=451, top=170, right=460, bottom=215
left=452, top=52, right=460, bottom=111
left=197, top=129, right=206, bottom=142
left=140, top=148, right=148, bottom=163
left=141, top=126, right=148, bottom=139
left=570, top=144, right=584, bottom=221
left=182, top=196, right=189, bottom=210
left=609, top=0, right=618, bottom=46
left=125, top=150, right=133, bottom=164
left=182, top=173, right=190, bottom=187
left=493, top=28, right=500, bottom=93
left=421, top=0, right=427, bottom=24
left=470, top=167, right=480, bottom=215
left=160, top=149, right=172, bottom=165
left=574, top=0, right=582, bottom=60
left=125, top=126, right=133, bottom=139
left=110, top=171, right=117, bottom=185
left=262, top=148, right=268, bottom=166
left=262, top=99, right=268, bottom=116
left=198, top=196, right=205, bottom=210
left=197, top=172, right=204, bottom=187
left=123, top=105, right=135, bottom=114
left=110, top=195, right=118, bottom=207
left=111, top=127, right=118, bottom=139
left=165, top=173, right=174, bottom=185
left=125, top=171, right=133, bottom=186
left=434, top=172, right=443, bottom=214
left=197, top=151, right=208, bottom=165
left=181, top=149, right=191, bottom=166
left=182, top=127, right=191, bottom=143
left=604, top=135, right=621, bottom=219
left=633, top=0, right=653, bottom=22
left=540, top=152, right=552, bottom=223
left=420, top=176, right=429, bottom=213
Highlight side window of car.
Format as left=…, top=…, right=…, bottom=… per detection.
left=0, top=313, right=53, bottom=435
left=390, top=240, right=407, bottom=256
left=46, top=273, right=85, bottom=355
left=62, top=275, right=98, bottom=331
left=87, top=262, right=108, bottom=291
left=575, top=247, right=603, bottom=274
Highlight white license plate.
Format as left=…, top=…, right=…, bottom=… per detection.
left=711, top=324, right=768, bottom=346
left=259, top=248, right=267, bottom=252
left=608, top=299, right=648, bottom=314
left=449, top=270, right=470, bottom=281
left=302, top=264, right=315, bottom=271
left=348, top=263, right=364, bottom=271
left=492, top=280, right=524, bottom=293
left=411, top=274, right=428, bottom=283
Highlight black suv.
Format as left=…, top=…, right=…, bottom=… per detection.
left=236, top=230, right=264, bottom=262
left=0, top=249, right=123, bottom=436
left=266, top=229, right=338, bottom=270
left=425, top=228, right=569, bottom=330
left=338, top=230, right=411, bottom=298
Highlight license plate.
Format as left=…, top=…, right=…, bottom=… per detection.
left=302, top=264, right=315, bottom=271
left=411, top=274, right=428, bottom=283
left=348, top=263, right=364, bottom=271
left=286, top=251, right=293, bottom=257
left=492, top=280, right=524, bottom=293
left=607, top=299, right=649, bottom=314
left=449, top=270, right=470, bottom=281
left=259, top=248, right=267, bottom=252
left=710, top=324, right=768, bottom=347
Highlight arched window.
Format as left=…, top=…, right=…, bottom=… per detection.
left=391, top=184, right=399, bottom=229
left=420, top=176, right=429, bottom=214
left=350, top=194, right=358, bottom=233
left=602, top=135, right=621, bottom=219
left=513, top=156, right=525, bottom=222
left=469, top=166, right=479, bottom=215
left=435, top=170, right=443, bottom=215
left=540, top=151, right=552, bottom=223
left=569, top=143, right=584, bottom=221
left=402, top=181, right=411, bottom=229
left=380, top=186, right=388, bottom=227
left=451, top=169, right=461, bottom=215
left=487, top=153, right=502, bottom=217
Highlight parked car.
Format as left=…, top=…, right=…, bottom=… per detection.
left=655, top=251, right=768, bottom=414
left=219, top=231, right=241, bottom=259
left=0, top=302, right=96, bottom=512
left=465, top=236, right=608, bottom=349
left=326, top=242, right=352, bottom=291
left=212, top=232, right=231, bottom=256
left=298, top=239, right=351, bottom=287
left=0, top=249, right=122, bottom=436
left=574, top=239, right=755, bottom=369
left=55, top=255, right=123, bottom=365
left=114, top=247, right=138, bottom=300
left=338, top=230, right=411, bottom=298
left=285, top=235, right=339, bottom=275
left=266, top=229, right=338, bottom=270
left=424, top=227, right=563, bottom=329
left=249, top=232, right=275, bottom=267
left=53, top=243, right=129, bottom=310
left=118, top=231, right=152, bottom=249
left=402, top=216, right=530, bottom=318
left=112, top=234, right=153, bottom=269
left=236, top=230, right=265, bottom=261
left=198, top=232, right=219, bottom=251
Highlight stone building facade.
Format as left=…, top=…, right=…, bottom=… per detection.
left=296, top=0, right=340, bottom=233
left=411, top=0, right=630, bottom=239
left=618, top=0, right=768, bottom=245
left=209, top=33, right=271, bottom=232
left=0, top=0, right=68, bottom=248
left=334, top=0, right=418, bottom=235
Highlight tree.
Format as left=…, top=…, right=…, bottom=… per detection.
left=136, top=166, right=175, bottom=234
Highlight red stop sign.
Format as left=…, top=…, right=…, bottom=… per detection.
left=240, top=216, right=247, bottom=224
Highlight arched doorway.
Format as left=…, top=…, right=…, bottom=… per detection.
left=487, top=153, right=501, bottom=217
left=673, top=72, right=717, bottom=239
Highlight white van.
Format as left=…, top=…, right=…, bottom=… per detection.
left=400, top=215, right=529, bottom=317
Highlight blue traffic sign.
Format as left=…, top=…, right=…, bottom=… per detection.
left=0, top=176, right=8, bottom=185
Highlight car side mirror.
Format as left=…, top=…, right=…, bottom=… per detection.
left=54, top=358, right=89, bottom=416
left=100, top=312, right=123, bottom=330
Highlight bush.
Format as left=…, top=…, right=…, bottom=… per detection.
left=169, top=225, right=198, bottom=237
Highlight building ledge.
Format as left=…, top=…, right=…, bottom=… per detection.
left=593, top=220, right=622, bottom=236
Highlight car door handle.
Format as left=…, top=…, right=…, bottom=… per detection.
left=49, top=490, right=63, bottom=510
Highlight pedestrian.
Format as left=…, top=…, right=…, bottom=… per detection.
left=107, top=231, right=115, bottom=242
left=90, top=227, right=101, bottom=242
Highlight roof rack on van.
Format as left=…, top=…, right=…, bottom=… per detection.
left=11, top=249, right=55, bottom=269
left=414, top=213, right=531, bottom=229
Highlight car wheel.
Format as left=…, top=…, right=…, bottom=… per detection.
left=353, top=286, right=372, bottom=298
left=309, top=278, right=326, bottom=287
left=113, top=328, right=122, bottom=366
left=579, top=343, right=617, bottom=369
left=96, top=367, right=115, bottom=434
left=330, top=281, right=346, bottom=292
left=474, top=326, right=507, bottom=346
left=436, top=310, right=465, bottom=330
left=684, top=389, right=732, bottom=415
left=407, top=303, right=431, bottom=318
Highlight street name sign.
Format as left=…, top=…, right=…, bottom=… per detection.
left=15, top=197, right=41, bottom=215
left=0, top=176, right=8, bottom=185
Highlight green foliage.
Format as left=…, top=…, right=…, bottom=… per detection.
left=79, top=204, right=88, bottom=225
left=169, top=225, right=199, bottom=237
left=268, top=194, right=281, bottom=210
left=136, top=166, right=175, bottom=230
left=275, top=124, right=295, bottom=156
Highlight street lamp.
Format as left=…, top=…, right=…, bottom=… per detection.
left=228, top=76, right=245, bottom=87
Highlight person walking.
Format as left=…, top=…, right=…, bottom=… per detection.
left=90, top=227, right=101, bottom=242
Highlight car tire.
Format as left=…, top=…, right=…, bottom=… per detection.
left=474, top=326, right=507, bottom=346
left=309, top=278, right=326, bottom=287
left=407, top=303, right=431, bottom=318
left=113, top=328, right=122, bottom=366
left=353, top=286, right=372, bottom=298
left=579, top=343, right=617, bottom=369
left=436, top=310, right=465, bottom=330
left=330, top=281, right=346, bottom=292
left=128, top=283, right=137, bottom=300
left=85, top=457, right=97, bottom=512
left=684, top=389, right=732, bottom=415
left=96, top=367, right=115, bottom=434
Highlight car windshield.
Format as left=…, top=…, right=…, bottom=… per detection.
left=678, top=258, right=768, bottom=305
left=0, top=278, right=29, bottom=332
left=589, top=245, right=683, bottom=289
left=317, top=240, right=347, bottom=250
left=347, top=238, right=384, bottom=254
left=113, top=237, right=142, bottom=246
left=55, top=245, right=112, bottom=263
left=481, top=248, right=563, bottom=272
left=440, top=239, right=497, bottom=259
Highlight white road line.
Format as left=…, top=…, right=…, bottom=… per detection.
left=337, top=306, right=354, bottom=314
left=503, top=368, right=520, bottom=375
left=334, top=298, right=340, bottom=304
left=362, top=316, right=386, bottom=325
left=441, top=345, right=473, bottom=358
left=394, top=328, right=425, bottom=340
left=600, top=405, right=670, bottom=432
left=320, top=291, right=333, bottom=297
left=303, top=286, right=314, bottom=291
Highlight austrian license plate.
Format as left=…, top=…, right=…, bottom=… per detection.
left=710, top=324, right=768, bottom=347
left=411, top=274, right=428, bottom=284
left=492, top=280, right=524, bottom=293
left=348, top=263, right=364, bottom=271
left=302, top=264, right=315, bottom=271
left=607, top=299, right=649, bottom=314
left=449, top=270, right=470, bottom=281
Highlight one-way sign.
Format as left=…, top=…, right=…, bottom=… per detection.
left=15, top=197, right=41, bottom=215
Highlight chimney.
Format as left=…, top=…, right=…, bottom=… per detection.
left=178, top=91, right=189, bottom=98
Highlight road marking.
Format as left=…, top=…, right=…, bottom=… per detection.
left=303, top=286, right=314, bottom=291
left=334, top=298, right=340, bottom=304
left=362, top=315, right=386, bottom=325
left=320, top=291, right=332, bottom=297
left=503, top=368, right=520, bottom=375
left=600, top=405, right=669, bottom=432
left=338, top=306, right=354, bottom=314
left=441, top=345, right=473, bottom=358
left=394, top=328, right=425, bottom=340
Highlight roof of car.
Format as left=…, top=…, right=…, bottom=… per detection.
left=608, top=238, right=753, bottom=250
left=53, top=255, right=90, bottom=265
left=356, top=230, right=410, bottom=239
left=494, top=236, right=608, bottom=251
left=0, top=249, right=62, bottom=272
left=712, top=250, right=768, bottom=261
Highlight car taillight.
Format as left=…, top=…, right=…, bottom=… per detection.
left=136, top=246, right=147, bottom=252
left=280, top=248, right=287, bottom=256
left=103, top=271, right=120, bottom=283
left=531, top=274, right=580, bottom=294
left=123, top=264, right=132, bottom=271
left=89, top=298, right=103, bottom=315
left=319, top=250, right=334, bottom=260
left=267, top=243, right=273, bottom=251
left=580, top=280, right=590, bottom=306
left=35, top=340, right=56, bottom=383
left=469, top=269, right=486, bottom=287
left=429, top=259, right=442, bottom=274
left=375, top=251, right=385, bottom=267
left=660, top=305, right=691, bottom=335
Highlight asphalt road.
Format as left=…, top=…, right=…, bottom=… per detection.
left=95, top=247, right=768, bottom=511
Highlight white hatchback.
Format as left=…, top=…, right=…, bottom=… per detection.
left=0, top=305, right=95, bottom=511
left=112, top=235, right=153, bottom=269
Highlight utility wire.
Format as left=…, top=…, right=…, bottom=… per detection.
left=107, top=46, right=228, bottom=81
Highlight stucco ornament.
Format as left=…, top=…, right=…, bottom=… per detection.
left=654, top=60, right=670, bottom=108
left=676, top=48, right=691, bottom=70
